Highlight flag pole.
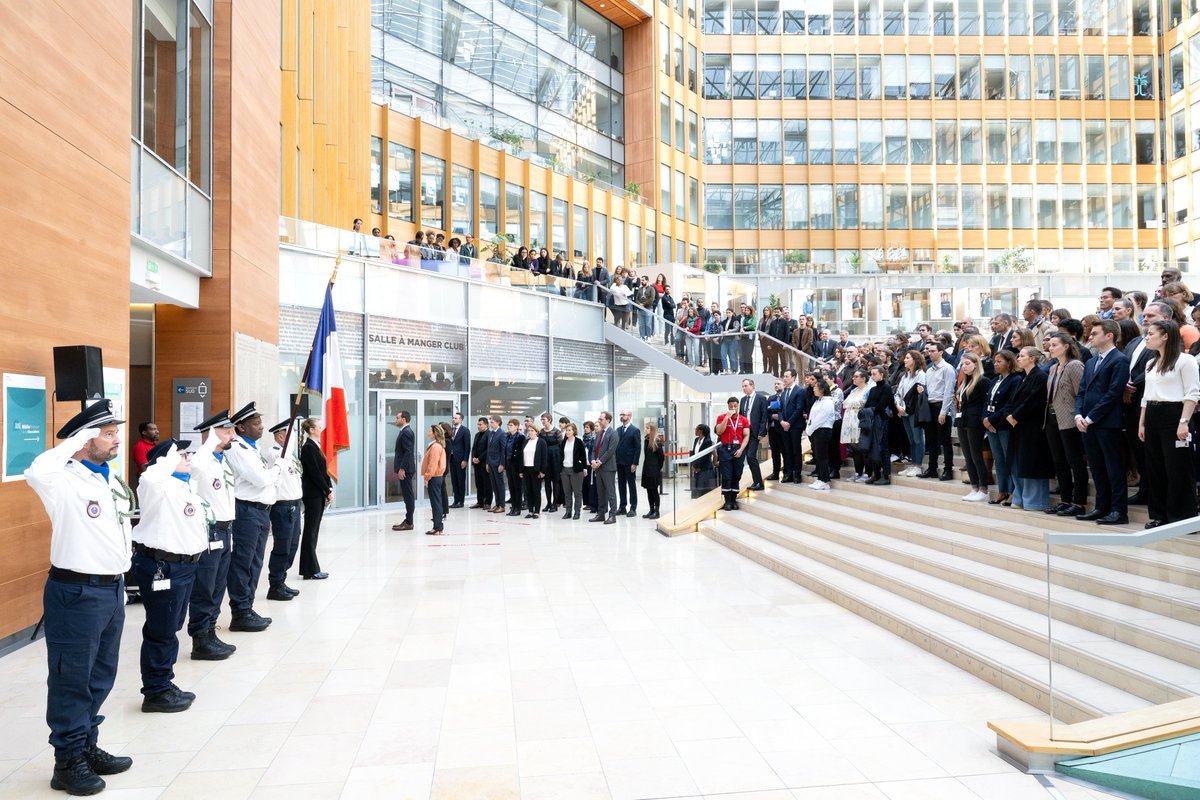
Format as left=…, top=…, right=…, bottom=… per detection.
left=282, top=255, right=342, bottom=457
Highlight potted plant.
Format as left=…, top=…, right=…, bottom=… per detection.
left=995, top=246, right=1033, bottom=274
left=625, top=182, right=641, bottom=199
left=703, top=259, right=725, bottom=274
left=939, top=253, right=958, bottom=273
left=481, top=233, right=516, bottom=282
left=489, top=128, right=524, bottom=154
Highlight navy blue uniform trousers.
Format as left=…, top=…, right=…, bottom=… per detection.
left=131, top=552, right=197, bottom=695
left=43, top=575, right=125, bottom=759
left=188, top=521, right=232, bottom=636
left=267, top=500, right=302, bottom=584
left=229, top=501, right=270, bottom=614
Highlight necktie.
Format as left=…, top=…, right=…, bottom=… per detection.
left=596, top=429, right=604, bottom=452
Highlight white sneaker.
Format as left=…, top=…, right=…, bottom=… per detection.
left=968, top=491, right=988, bottom=502
left=811, top=480, right=831, bottom=491
left=890, top=454, right=900, bottom=462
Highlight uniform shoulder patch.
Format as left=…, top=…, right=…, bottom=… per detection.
left=237, top=442, right=249, bottom=449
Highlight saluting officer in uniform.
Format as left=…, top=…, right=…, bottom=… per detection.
left=265, top=418, right=303, bottom=602
left=224, top=402, right=279, bottom=632
left=132, top=439, right=208, bottom=713
left=186, top=410, right=237, bottom=661
left=26, top=399, right=134, bottom=795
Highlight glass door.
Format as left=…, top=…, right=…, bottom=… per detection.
left=376, top=392, right=464, bottom=507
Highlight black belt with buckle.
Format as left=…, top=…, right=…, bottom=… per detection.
left=236, top=499, right=270, bottom=510
left=211, top=520, right=233, bottom=530
left=48, top=567, right=121, bottom=585
left=132, top=543, right=204, bottom=563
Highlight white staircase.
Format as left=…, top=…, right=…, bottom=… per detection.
left=698, top=473, right=1200, bottom=724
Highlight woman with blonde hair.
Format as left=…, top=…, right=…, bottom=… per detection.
left=421, top=424, right=447, bottom=534
left=641, top=422, right=666, bottom=519
left=298, top=418, right=332, bottom=579
left=955, top=353, right=993, bottom=501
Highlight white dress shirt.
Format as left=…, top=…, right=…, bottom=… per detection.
left=1142, top=352, right=1200, bottom=405
left=806, top=396, right=838, bottom=433
left=268, top=440, right=304, bottom=501
left=26, top=430, right=132, bottom=575
left=225, top=435, right=280, bottom=504
left=523, top=438, right=539, bottom=468
left=189, top=432, right=236, bottom=522
left=926, top=359, right=957, bottom=417
left=135, top=452, right=209, bottom=556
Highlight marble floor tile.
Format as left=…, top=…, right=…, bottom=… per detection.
left=674, top=737, right=786, bottom=795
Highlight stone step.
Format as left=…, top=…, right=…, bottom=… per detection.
left=699, top=518, right=1150, bottom=723
left=762, top=481, right=1200, bottom=592
left=715, top=506, right=1200, bottom=707
left=743, top=495, right=1200, bottom=672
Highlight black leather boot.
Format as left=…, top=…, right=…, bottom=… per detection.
left=51, top=753, right=105, bottom=795
left=191, top=629, right=233, bottom=661
left=209, top=627, right=236, bottom=655
left=85, top=744, right=132, bottom=776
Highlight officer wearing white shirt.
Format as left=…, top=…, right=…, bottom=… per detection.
left=223, top=402, right=279, bottom=631
left=25, top=399, right=134, bottom=795
left=186, top=409, right=238, bottom=661
left=265, top=418, right=304, bottom=602
left=132, top=439, right=207, bottom=714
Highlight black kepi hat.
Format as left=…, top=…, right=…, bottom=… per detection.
left=195, top=409, right=233, bottom=432
left=230, top=402, right=260, bottom=426
left=146, top=438, right=192, bottom=465
left=56, top=399, right=125, bottom=440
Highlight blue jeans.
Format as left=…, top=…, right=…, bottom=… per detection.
left=638, top=307, right=655, bottom=338
left=902, top=415, right=924, bottom=466
left=986, top=430, right=1012, bottom=495
left=721, top=338, right=738, bottom=372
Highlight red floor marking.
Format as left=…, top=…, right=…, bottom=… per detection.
left=427, top=542, right=501, bottom=547
left=435, top=532, right=500, bottom=536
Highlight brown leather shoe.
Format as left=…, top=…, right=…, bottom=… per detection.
left=392, top=521, right=413, bottom=531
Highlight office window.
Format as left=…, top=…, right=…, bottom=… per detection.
left=674, top=33, right=684, bottom=83
left=1037, top=184, right=1058, bottom=228
left=1137, top=184, right=1158, bottom=228
left=674, top=102, right=685, bottom=152
left=1059, top=55, right=1080, bottom=99
left=985, top=55, right=1006, bottom=99
left=1082, top=0, right=1104, bottom=33
left=1035, top=55, right=1056, bottom=98
left=910, top=55, right=932, bottom=99
left=835, top=119, right=858, bottom=163
left=1109, top=55, right=1130, bottom=99
left=860, top=0, right=880, bottom=32
left=1133, top=55, right=1154, bottom=98
left=451, top=164, right=474, bottom=235
left=1060, top=0, right=1077, bottom=31
left=733, top=118, right=758, bottom=163
left=370, top=137, right=382, bottom=215
left=836, top=184, right=859, bottom=229
left=934, top=0, right=954, bottom=32
left=760, top=54, right=782, bottom=98
left=884, top=0, right=905, bottom=32
left=661, top=22, right=670, bottom=75
left=987, top=184, right=1009, bottom=228
left=554, top=199, right=568, bottom=252
left=387, top=142, right=414, bottom=222
left=937, top=185, right=959, bottom=229
left=734, top=184, right=758, bottom=229
left=503, top=180, right=523, bottom=241
left=961, top=119, right=983, bottom=164
left=911, top=184, right=933, bottom=229
left=660, top=164, right=671, bottom=209
left=1036, top=119, right=1057, bottom=163
left=1111, top=184, right=1133, bottom=227
left=573, top=204, right=588, bottom=258
left=784, top=119, right=807, bottom=163
left=783, top=0, right=807, bottom=31
left=704, top=118, right=732, bottom=164
left=884, top=55, right=907, bottom=98
left=959, top=55, right=981, bottom=99
left=1171, top=46, right=1185, bottom=94
left=910, top=0, right=931, bottom=32
left=529, top=190, right=546, bottom=249
left=1173, top=110, right=1187, bottom=159
left=733, top=54, right=756, bottom=98
left=480, top=175, right=499, bottom=237
left=705, top=184, right=733, bottom=229
left=785, top=184, right=808, bottom=229
left=962, top=185, right=984, bottom=229
left=660, top=94, right=671, bottom=143
left=1011, top=119, right=1032, bottom=163
left=760, top=184, right=783, bottom=228
left=1085, top=119, right=1107, bottom=163
left=704, top=0, right=729, bottom=31
left=1110, top=119, right=1131, bottom=163
left=784, top=55, right=807, bottom=98
left=809, top=54, right=831, bottom=98
left=910, top=119, right=932, bottom=163
left=886, top=185, right=909, bottom=228
left=1135, top=119, right=1155, bottom=163
left=834, top=0, right=856, bottom=32
left=862, top=184, right=884, bottom=229
left=1010, top=0, right=1030, bottom=32
left=861, top=119, right=883, bottom=164
left=1061, top=119, right=1082, bottom=163
left=688, top=44, right=698, bottom=92
left=987, top=120, right=1008, bottom=164
left=759, top=0, right=782, bottom=31
left=689, top=177, right=700, bottom=225
left=809, top=4, right=830, bottom=32
left=960, top=0, right=980, bottom=32
left=835, top=55, right=857, bottom=99
left=421, top=154, right=446, bottom=230
left=1108, top=0, right=1128, bottom=32
left=688, top=112, right=699, bottom=158
left=1085, top=55, right=1105, bottom=99
left=810, top=185, right=834, bottom=229
left=675, top=171, right=686, bottom=219
left=810, top=118, right=833, bottom=164
left=885, top=119, right=907, bottom=164
left=935, top=55, right=956, bottom=98
left=985, top=0, right=1004, bottom=32
left=1011, top=184, right=1032, bottom=227
left=703, top=54, right=731, bottom=98
left=1087, top=185, right=1108, bottom=228
left=1009, top=55, right=1031, bottom=99
left=1192, top=36, right=1200, bottom=85
left=860, top=55, right=880, bottom=98
left=594, top=211, right=607, bottom=264
left=1033, top=0, right=1053, bottom=32
left=1062, top=184, right=1083, bottom=228
left=760, top=119, right=783, bottom=163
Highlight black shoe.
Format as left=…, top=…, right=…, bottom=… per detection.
left=525, top=513, right=535, bottom=519
left=864, top=476, right=878, bottom=485
left=141, top=686, right=193, bottom=713
left=563, top=511, right=573, bottom=519
left=939, top=471, right=953, bottom=481
left=51, top=754, right=105, bottom=795
left=588, top=515, right=605, bottom=522
left=1056, top=504, right=1085, bottom=517
left=1127, top=492, right=1148, bottom=506
left=749, top=483, right=765, bottom=491
left=450, top=502, right=465, bottom=509
left=1145, top=519, right=1164, bottom=529
left=766, top=474, right=779, bottom=481
left=807, top=470, right=818, bottom=478
left=642, top=511, right=654, bottom=518
left=229, top=610, right=271, bottom=632
left=209, top=627, right=236, bottom=653
left=731, top=501, right=741, bottom=510
left=626, top=509, right=637, bottom=517
left=1097, top=512, right=1129, bottom=525
left=507, top=510, right=521, bottom=516
left=918, top=470, right=937, bottom=479
left=392, top=522, right=413, bottom=531
left=531, top=514, right=539, bottom=519
left=267, top=585, right=294, bottom=602
left=1076, top=509, right=1105, bottom=521
left=191, top=629, right=233, bottom=661
left=573, top=511, right=580, bottom=520
left=781, top=477, right=794, bottom=484
left=646, top=512, right=659, bottom=520
left=1045, top=503, right=1070, bottom=515
left=169, top=683, right=197, bottom=702
left=604, top=516, right=616, bottom=524
left=875, top=478, right=891, bottom=485
left=615, top=507, right=627, bottom=516
left=85, top=745, right=132, bottom=776
left=279, top=583, right=299, bottom=597
left=721, top=501, right=733, bottom=511
left=303, top=572, right=330, bottom=580
left=543, top=502, right=553, bottom=512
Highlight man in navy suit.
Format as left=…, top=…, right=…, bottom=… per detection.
left=1074, top=319, right=1131, bottom=525
left=812, top=329, right=836, bottom=361
left=779, top=368, right=807, bottom=483
left=739, top=379, right=768, bottom=490
left=390, top=411, right=416, bottom=531
left=613, top=409, right=642, bottom=517
left=447, top=412, right=471, bottom=508
left=485, top=415, right=508, bottom=512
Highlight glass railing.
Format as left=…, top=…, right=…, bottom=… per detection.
left=665, top=441, right=720, bottom=529
left=1045, top=516, right=1200, bottom=737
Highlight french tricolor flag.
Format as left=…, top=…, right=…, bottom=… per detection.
left=306, top=284, right=351, bottom=481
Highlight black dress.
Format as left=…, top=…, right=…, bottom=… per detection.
left=299, top=439, right=332, bottom=577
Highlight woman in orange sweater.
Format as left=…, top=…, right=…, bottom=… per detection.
left=422, top=424, right=447, bottom=535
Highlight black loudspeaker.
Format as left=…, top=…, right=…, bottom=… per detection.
left=53, top=346, right=104, bottom=402
left=290, top=393, right=311, bottom=418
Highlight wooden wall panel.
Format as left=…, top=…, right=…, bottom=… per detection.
left=0, top=0, right=132, bottom=641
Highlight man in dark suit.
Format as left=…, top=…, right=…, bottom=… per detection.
left=765, top=378, right=785, bottom=480
left=739, top=379, right=768, bottom=490
left=589, top=411, right=619, bottom=524
left=448, top=412, right=471, bottom=508
left=390, top=411, right=416, bottom=531
left=1123, top=302, right=1166, bottom=505
left=485, top=415, right=507, bottom=512
left=470, top=417, right=492, bottom=509
left=812, top=329, right=836, bottom=361
left=1074, top=319, right=1131, bottom=525
left=613, top=409, right=641, bottom=516
left=779, top=368, right=807, bottom=483
left=988, top=314, right=1013, bottom=356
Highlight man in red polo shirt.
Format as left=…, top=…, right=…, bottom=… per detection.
left=715, top=397, right=750, bottom=511
left=131, top=422, right=159, bottom=479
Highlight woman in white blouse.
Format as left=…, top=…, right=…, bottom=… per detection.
left=805, top=378, right=838, bottom=491
left=1138, top=319, right=1200, bottom=528
left=840, top=368, right=871, bottom=482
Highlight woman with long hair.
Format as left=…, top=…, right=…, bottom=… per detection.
left=895, top=350, right=927, bottom=476
left=520, top=420, right=548, bottom=519
left=864, top=365, right=895, bottom=485
left=1139, top=320, right=1200, bottom=527
left=560, top=423, right=587, bottom=520
left=1043, top=332, right=1088, bottom=516
left=539, top=412, right=563, bottom=513
left=421, top=425, right=447, bottom=534
left=955, top=353, right=993, bottom=502
left=641, top=422, right=665, bottom=519
left=982, top=349, right=1022, bottom=505
left=841, top=368, right=871, bottom=481
left=511, top=245, right=531, bottom=271
left=690, top=423, right=717, bottom=498
left=805, top=379, right=836, bottom=490
left=298, top=418, right=332, bottom=579
left=1006, top=346, right=1052, bottom=511
left=582, top=421, right=597, bottom=511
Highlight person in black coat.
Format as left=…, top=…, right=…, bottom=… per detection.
left=641, top=423, right=666, bottom=520
left=391, top=411, right=416, bottom=531
left=559, top=423, right=588, bottom=520
left=613, top=410, right=641, bottom=516
left=539, top=413, right=564, bottom=513
left=447, top=413, right=470, bottom=508
left=954, top=353, right=994, bottom=501
left=505, top=419, right=526, bottom=516
left=689, top=423, right=717, bottom=498
left=582, top=421, right=597, bottom=511
left=982, top=350, right=1023, bottom=505
left=863, top=365, right=895, bottom=484
left=470, top=417, right=493, bottom=509
left=661, top=286, right=677, bottom=345
left=298, top=419, right=331, bottom=579
left=765, top=377, right=785, bottom=480
left=519, top=420, right=548, bottom=519
left=1006, top=347, right=1052, bottom=511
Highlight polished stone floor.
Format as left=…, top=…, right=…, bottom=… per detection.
left=0, top=504, right=1120, bottom=799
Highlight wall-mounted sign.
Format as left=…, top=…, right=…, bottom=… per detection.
left=2, top=373, right=46, bottom=482
left=172, top=377, right=211, bottom=446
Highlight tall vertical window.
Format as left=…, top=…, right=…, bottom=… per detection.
left=1085, top=55, right=1105, bottom=99
left=984, top=55, right=1006, bottom=99
left=809, top=55, right=830, bottom=98
left=688, top=112, right=699, bottom=158
left=421, top=154, right=446, bottom=230
left=529, top=190, right=547, bottom=249
left=704, top=55, right=731, bottom=98
left=451, top=164, right=474, bottom=235
left=734, top=118, right=759, bottom=163
left=660, top=164, right=671, bottom=210
left=760, top=120, right=783, bottom=163
left=504, top=181, right=523, bottom=242
left=733, top=54, right=756, bottom=98
left=553, top=199, right=568, bottom=253
left=809, top=119, right=833, bottom=163
left=987, top=184, right=1009, bottom=228
left=910, top=119, right=932, bottom=163
left=674, top=171, right=686, bottom=218
left=573, top=205, right=589, bottom=258
left=370, top=137, right=383, bottom=215
left=594, top=211, right=608, bottom=263
left=660, top=94, right=672, bottom=142
left=1171, top=45, right=1185, bottom=94
left=388, top=143, right=414, bottom=222
left=675, top=102, right=685, bottom=151
left=1109, top=55, right=1130, bottom=98
left=689, top=178, right=700, bottom=225
left=1035, top=119, right=1057, bottom=163
left=937, top=120, right=957, bottom=164
left=480, top=175, right=499, bottom=237
left=1011, top=185, right=1032, bottom=227
left=886, top=119, right=908, bottom=163
left=784, top=120, right=808, bottom=163
left=760, top=54, right=782, bottom=98
left=1009, top=55, right=1031, bottom=99
left=835, top=119, right=858, bottom=163
left=1010, top=120, right=1032, bottom=163
left=885, top=55, right=907, bottom=98
left=784, top=55, right=807, bottom=98
left=861, top=119, right=883, bottom=164
left=835, top=55, right=857, bottom=99
left=705, top=118, right=732, bottom=164
left=860, top=55, right=881, bottom=98
left=910, top=55, right=932, bottom=99
left=760, top=185, right=783, bottom=228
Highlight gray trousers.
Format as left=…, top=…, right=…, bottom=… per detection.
left=594, top=469, right=618, bottom=518
left=561, top=470, right=585, bottom=514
